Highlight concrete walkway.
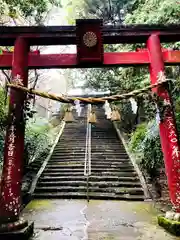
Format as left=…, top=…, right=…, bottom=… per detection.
left=22, top=200, right=180, bottom=240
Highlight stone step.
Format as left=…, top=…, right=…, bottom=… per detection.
left=54, top=148, right=125, bottom=152
left=55, top=146, right=124, bottom=150
left=44, top=165, right=134, bottom=170
left=37, top=181, right=142, bottom=188
left=50, top=157, right=129, bottom=161
left=50, top=156, right=129, bottom=161
left=41, top=171, right=137, bottom=177
left=51, top=152, right=128, bottom=156
left=35, top=186, right=144, bottom=195
left=60, top=137, right=119, bottom=139
left=57, top=142, right=86, bottom=145
left=48, top=159, right=130, bottom=164
left=43, top=167, right=135, bottom=172
left=46, top=164, right=133, bottom=169
left=55, top=150, right=127, bottom=154
left=55, top=145, right=124, bottom=148
left=51, top=152, right=127, bottom=156
left=33, top=192, right=144, bottom=201
left=47, top=162, right=131, bottom=167
left=33, top=107, right=145, bottom=201
left=53, top=150, right=126, bottom=154
left=60, top=142, right=121, bottom=144
left=40, top=175, right=139, bottom=182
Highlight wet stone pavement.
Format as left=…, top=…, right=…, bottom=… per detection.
left=22, top=200, right=180, bottom=240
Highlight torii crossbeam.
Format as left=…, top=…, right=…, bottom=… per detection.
left=0, top=19, right=180, bottom=239
left=0, top=49, right=180, bottom=68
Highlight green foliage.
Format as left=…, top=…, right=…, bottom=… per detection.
left=24, top=117, right=54, bottom=165
left=80, top=0, right=130, bottom=24
left=129, top=122, right=147, bottom=151
left=130, top=120, right=163, bottom=178
left=175, top=96, right=180, bottom=112
left=129, top=97, right=180, bottom=179
left=66, top=0, right=180, bottom=115
left=3, top=0, right=62, bottom=22
left=0, top=111, right=59, bottom=175
left=0, top=88, right=8, bottom=130
left=0, top=84, right=60, bottom=176
left=141, top=134, right=163, bottom=178
left=64, top=0, right=135, bottom=24
left=0, top=88, right=7, bottom=171
left=125, top=0, right=180, bottom=24
left=173, top=97, right=180, bottom=135
left=124, top=0, right=180, bottom=95
left=0, top=132, right=4, bottom=170
left=117, top=100, right=135, bottom=133
left=66, top=0, right=180, bottom=183
left=63, top=0, right=85, bottom=24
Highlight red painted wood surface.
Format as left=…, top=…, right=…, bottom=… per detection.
left=147, top=34, right=180, bottom=212
left=0, top=50, right=179, bottom=69
left=0, top=38, right=29, bottom=222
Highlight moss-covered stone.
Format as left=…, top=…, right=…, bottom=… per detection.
left=158, top=215, right=180, bottom=236
left=26, top=200, right=52, bottom=210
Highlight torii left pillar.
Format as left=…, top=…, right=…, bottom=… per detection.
left=0, top=37, right=34, bottom=238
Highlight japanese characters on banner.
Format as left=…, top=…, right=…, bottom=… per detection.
left=1, top=73, right=24, bottom=215
left=6, top=124, right=16, bottom=183
left=156, top=71, right=180, bottom=209
left=166, top=115, right=180, bottom=206
left=1, top=120, right=21, bottom=215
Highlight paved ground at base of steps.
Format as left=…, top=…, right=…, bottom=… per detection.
left=22, top=200, right=179, bottom=240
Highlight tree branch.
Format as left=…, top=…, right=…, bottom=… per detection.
left=2, top=70, right=11, bottom=83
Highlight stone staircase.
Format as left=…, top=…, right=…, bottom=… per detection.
left=34, top=106, right=145, bottom=200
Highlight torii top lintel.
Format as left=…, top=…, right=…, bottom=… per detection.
left=0, top=19, right=180, bottom=46
left=0, top=19, right=180, bottom=69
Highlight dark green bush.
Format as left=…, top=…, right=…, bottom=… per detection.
left=24, top=117, right=54, bottom=166
left=130, top=120, right=163, bottom=178
left=0, top=88, right=7, bottom=130
left=129, top=95, right=180, bottom=179
left=0, top=132, right=4, bottom=171
left=0, top=85, right=60, bottom=176
left=141, top=134, right=163, bottom=178
left=129, top=122, right=147, bottom=152
left=175, top=97, right=180, bottom=134
left=0, top=88, right=7, bottom=172
left=117, top=101, right=136, bottom=133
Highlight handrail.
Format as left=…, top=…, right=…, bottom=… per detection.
left=84, top=106, right=89, bottom=176
left=88, top=123, right=91, bottom=176
left=84, top=104, right=91, bottom=177
left=84, top=104, right=92, bottom=202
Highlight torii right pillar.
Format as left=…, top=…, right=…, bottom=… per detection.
left=147, top=34, right=180, bottom=213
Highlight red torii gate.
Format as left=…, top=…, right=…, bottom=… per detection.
left=0, top=19, right=180, bottom=238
